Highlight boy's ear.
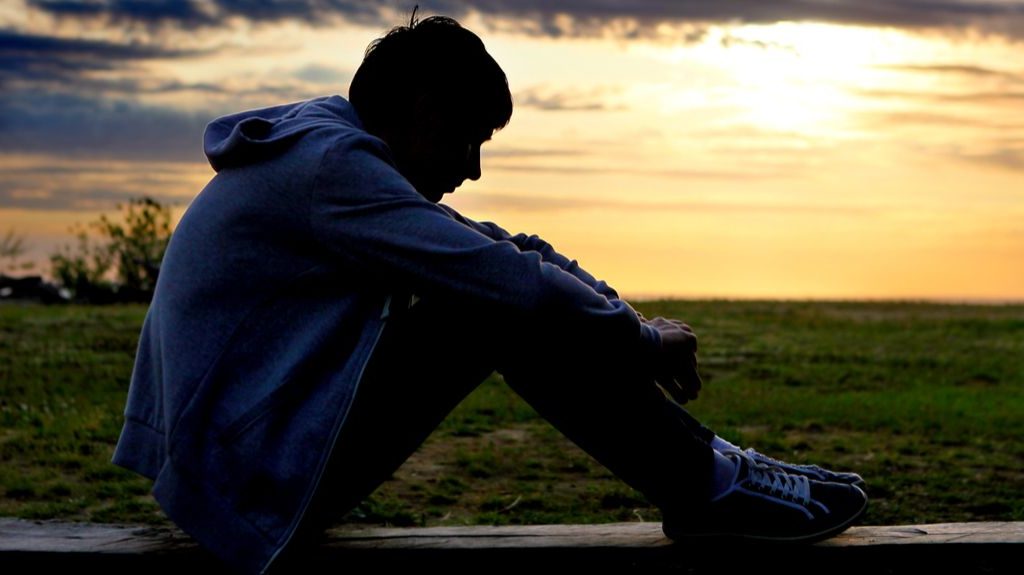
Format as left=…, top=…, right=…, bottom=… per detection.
left=413, top=92, right=447, bottom=136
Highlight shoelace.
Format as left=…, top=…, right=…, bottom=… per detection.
left=745, top=448, right=823, bottom=472
left=744, top=455, right=812, bottom=505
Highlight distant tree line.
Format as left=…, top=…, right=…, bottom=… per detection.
left=1, top=197, right=173, bottom=304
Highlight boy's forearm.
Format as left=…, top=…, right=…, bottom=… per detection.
left=436, top=204, right=621, bottom=300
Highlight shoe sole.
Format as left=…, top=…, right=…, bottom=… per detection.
left=664, top=489, right=869, bottom=545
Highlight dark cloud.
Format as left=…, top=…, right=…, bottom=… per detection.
left=0, top=29, right=215, bottom=91
left=68, top=76, right=316, bottom=99
left=0, top=90, right=211, bottom=163
left=0, top=29, right=343, bottom=161
left=0, top=30, right=351, bottom=166
left=0, top=28, right=209, bottom=65
left=29, top=0, right=217, bottom=25
left=437, top=0, right=1024, bottom=39
left=27, top=0, right=392, bottom=29
left=25, top=1, right=1024, bottom=40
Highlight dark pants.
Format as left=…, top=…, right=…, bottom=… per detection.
left=305, top=294, right=718, bottom=533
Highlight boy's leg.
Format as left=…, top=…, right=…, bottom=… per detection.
left=495, top=341, right=716, bottom=513
left=306, top=296, right=718, bottom=532
left=303, top=295, right=497, bottom=532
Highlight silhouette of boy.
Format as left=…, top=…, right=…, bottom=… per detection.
left=113, top=14, right=867, bottom=574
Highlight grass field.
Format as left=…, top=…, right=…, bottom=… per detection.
left=1, top=300, right=1021, bottom=529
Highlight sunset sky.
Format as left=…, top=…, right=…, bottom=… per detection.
left=2, top=1, right=1022, bottom=301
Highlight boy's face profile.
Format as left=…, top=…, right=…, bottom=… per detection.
left=399, top=103, right=491, bottom=203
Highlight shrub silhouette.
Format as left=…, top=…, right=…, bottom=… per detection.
left=50, top=197, right=172, bottom=303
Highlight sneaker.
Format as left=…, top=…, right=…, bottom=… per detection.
left=662, top=451, right=868, bottom=544
left=739, top=447, right=866, bottom=488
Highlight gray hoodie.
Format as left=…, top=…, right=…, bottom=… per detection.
left=112, top=95, right=661, bottom=573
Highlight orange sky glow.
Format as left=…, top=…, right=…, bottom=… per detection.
left=1, top=2, right=1022, bottom=301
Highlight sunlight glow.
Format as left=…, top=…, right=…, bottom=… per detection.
left=631, top=23, right=934, bottom=138
left=4, top=13, right=1022, bottom=300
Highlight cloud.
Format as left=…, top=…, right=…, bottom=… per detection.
left=0, top=184, right=184, bottom=211
left=0, top=29, right=212, bottom=84
left=855, top=86, right=1024, bottom=105
left=483, top=147, right=584, bottom=158
left=860, top=110, right=1000, bottom=129
left=961, top=147, right=1024, bottom=172
left=514, top=86, right=625, bottom=111
left=852, top=109, right=1024, bottom=173
left=452, top=0, right=1024, bottom=40
left=452, top=190, right=876, bottom=215
left=484, top=162, right=790, bottom=180
left=27, top=0, right=218, bottom=26
left=719, top=32, right=798, bottom=53
left=0, top=28, right=350, bottom=161
left=0, top=159, right=204, bottom=211
left=0, top=90, right=212, bottom=162
left=876, top=63, right=1024, bottom=82
left=935, top=91, right=1024, bottom=103
left=26, top=0, right=392, bottom=29
left=24, top=1, right=1024, bottom=40
left=1, top=28, right=350, bottom=100
left=291, top=64, right=351, bottom=85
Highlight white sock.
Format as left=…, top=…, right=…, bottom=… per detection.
left=710, top=435, right=741, bottom=453
left=710, top=450, right=739, bottom=500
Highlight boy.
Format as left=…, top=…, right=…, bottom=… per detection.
left=113, top=14, right=867, bottom=574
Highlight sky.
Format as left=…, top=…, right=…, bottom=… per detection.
left=1, top=0, right=1022, bottom=301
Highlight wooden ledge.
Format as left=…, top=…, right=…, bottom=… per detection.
left=1, top=519, right=1021, bottom=573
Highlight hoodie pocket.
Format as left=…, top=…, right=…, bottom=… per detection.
left=218, top=376, right=301, bottom=444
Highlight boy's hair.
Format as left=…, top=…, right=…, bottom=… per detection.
left=349, top=13, right=513, bottom=137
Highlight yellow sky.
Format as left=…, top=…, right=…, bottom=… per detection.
left=1, top=9, right=1022, bottom=300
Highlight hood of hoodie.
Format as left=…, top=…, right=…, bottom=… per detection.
left=203, top=95, right=363, bottom=172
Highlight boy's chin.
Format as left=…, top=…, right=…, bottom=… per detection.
left=420, top=186, right=454, bottom=203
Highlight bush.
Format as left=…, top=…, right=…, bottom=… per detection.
left=50, top=197, right=172, bottom=303
left=1, top=229, right=35, bottom=275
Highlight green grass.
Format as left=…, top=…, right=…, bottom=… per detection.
left=0, top=304, right=163, bottom=524
left=1, top=300, right=1022, bottom=529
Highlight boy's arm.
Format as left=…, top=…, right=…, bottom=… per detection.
left=436, top=208, right=700, bottom=404
left=437, top=204, right=622, bottom=301
left=310, top=134, right=659, bottom=359
left=309, top=133, right=710, bottom=404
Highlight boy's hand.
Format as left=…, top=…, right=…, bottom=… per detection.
left=646, top=316, right=702, bottom=404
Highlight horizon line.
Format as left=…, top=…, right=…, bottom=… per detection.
left=622, top=294, right=1024, bottom=306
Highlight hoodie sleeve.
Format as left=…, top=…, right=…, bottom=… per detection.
left=310, top=133, right=661, bottom=358
left=436, top=205, right=621, bottom=301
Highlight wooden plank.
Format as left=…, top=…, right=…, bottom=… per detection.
left=0, top=519, right=193, bottom=555
left=1, top=519, right=1021, bottom=573
left=321, top=521, right=1024, bottom=548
